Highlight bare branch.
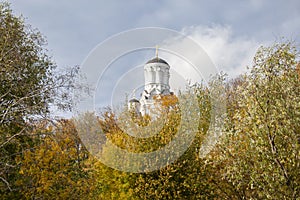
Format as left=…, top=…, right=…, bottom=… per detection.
left=0, top=176, right=12, bottom=191
left=0, top=127, right=26, bottom=149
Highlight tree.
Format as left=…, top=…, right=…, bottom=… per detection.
left=0, top=2, right=77, bottom=197
left=72, top=112, right=138, bottom=199
left=95, top=81, right=220, bottom=198
left=16, top=120, right=94, bottom=200
left=215, top=42, right=300, bottom=199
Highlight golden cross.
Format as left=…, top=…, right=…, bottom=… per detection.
left=155, top=45, right=159, bottom=58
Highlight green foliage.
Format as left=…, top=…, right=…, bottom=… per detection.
left=215, top=42, right=300, bottom=199
left=0, top=2, right=55, bottom=197
left=0, top=2, right=79, bottom=198
left=0, top=3, right=55, bottom=125
left=91, top=161, right=137, bottom=200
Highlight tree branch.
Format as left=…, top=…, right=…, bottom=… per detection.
left=0, top=176, right=12, bottom=191
left=0, top=127, right=26, bottom=149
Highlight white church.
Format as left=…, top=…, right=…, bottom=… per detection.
left=128, top=48, right=173, bottom=116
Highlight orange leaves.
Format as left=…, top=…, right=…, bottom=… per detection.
left=159, top=94, right=179, bottom=107
left=17, top=119, right=94, bottom=199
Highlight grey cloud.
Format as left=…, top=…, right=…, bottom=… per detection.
left=9, top=0, right=300, bottom=68
left=7, top=0, right=300, bottom=112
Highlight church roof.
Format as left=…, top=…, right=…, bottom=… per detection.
left=129, top=98, right=140, bottom=103
left=146, top=57, right=169, bottom=65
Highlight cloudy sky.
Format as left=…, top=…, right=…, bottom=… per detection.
left=8, top=0, right=300, bottom=109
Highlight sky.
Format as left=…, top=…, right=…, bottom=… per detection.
left=7, top=0, right=300, bottom=110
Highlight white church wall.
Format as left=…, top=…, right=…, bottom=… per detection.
left=128, top=55, right=172, bottom=116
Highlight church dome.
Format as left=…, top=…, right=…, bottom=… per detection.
left=146, top=57, right=169, bottom=65
left=129, top=98, right=140, bottom=103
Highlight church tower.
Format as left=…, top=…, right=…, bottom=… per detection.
left=128, top=47, right=171, bottom=115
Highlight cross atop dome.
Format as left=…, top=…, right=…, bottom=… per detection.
left=145, top=46, right=169, bottom=65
